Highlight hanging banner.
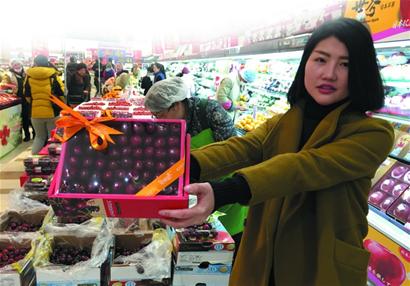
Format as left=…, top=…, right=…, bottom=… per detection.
left=344, top=0, right=409, bottom=41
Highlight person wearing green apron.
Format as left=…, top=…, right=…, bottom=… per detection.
left=144, top=77, right=248, bottom=259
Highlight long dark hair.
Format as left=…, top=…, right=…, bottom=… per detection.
left=153, top=62, right=166, bottom=79
left=287, top=17, right=384, bottom=112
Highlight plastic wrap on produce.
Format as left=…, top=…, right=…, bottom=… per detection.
left=45, top=216, right=104, bottom=233
left=8, top=189, right=51, bottom=210
left=107, top=218, right=165, bottom=233
left=113, top=228, right=172, bottom=279
left=32, top=224, right=113, bottom=272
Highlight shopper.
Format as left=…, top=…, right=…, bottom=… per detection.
left=67, top=63, right=91, bottom=104
left=152, top=62, right=166, bottom=83
left=145, top=78, right=247, bottom=253
left=158, top=18, right=395, bottom=286
left=92, top=58, right=103, bottom=96
left=115, top=62, right=128, bottom=77
left=9, top=60, right=34, bottom=141
left=103, top=63, right=115, bottom=82
left=140, top=65, right=154, bottom=95
left=65, top=56, right=77, bottom=87
left=24, top=55, right=65, bottom=155
left=129, top=63, right=141, bottom=88
left=216, top=68, right=257, bottom=118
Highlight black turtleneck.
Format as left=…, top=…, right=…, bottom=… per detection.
left=190, top=97, right=349, bottom=211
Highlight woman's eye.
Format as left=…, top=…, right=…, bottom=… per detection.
left=340, top=62, right=349, bottom=67
left=314, top=57, right=326, bottom=63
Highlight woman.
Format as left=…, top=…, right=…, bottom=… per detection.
left=158, top=18, right=394, bottom=285
left=67, top=63, right=91, bottom=104
left=24, top=55, right=65, bottom=154
left=9, top=60, right=34, bottom=141
left=152, top=62, right=166, bottom=83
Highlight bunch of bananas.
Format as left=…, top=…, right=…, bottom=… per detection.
left=236, top=113, right=267, bottom=132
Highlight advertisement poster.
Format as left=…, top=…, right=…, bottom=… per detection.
left=0, top=104, right=22, bottom=158
left=365, top=226, right=410, bottom=285
left=344, top=0, right=409, bottom=41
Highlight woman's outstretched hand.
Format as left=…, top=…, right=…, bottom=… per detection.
left=159, top=183, right=215, bottom=229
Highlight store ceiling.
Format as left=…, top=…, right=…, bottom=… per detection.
left=4, top=0, right=339, bottom=47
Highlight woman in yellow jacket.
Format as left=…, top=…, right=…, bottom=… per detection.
left=24, top=55, right=65, bottom=154
left=159, top=18, right=395, bottom=286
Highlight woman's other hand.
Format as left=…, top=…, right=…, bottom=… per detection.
left=159, top=183, right=215, bottom=229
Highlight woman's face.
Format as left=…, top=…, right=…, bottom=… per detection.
left=152, top=65, right=159, bottom=73
left=304, top=36, right=349, bottom=106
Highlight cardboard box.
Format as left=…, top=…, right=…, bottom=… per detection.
left=0, top=209, right=49, bottom=233
left=49, top=119, right=190, bottom=218
left=0, top=236, right=35, bottom=286
left=173, top=219, right=235, bottom=266
left=110, top=232, right=171, bottom=285
left=35, top=235, right=111, bottom=286
left=173, top=268, right=231, bottom=286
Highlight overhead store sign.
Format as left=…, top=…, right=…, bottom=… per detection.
left=344, top=0, right=409, bottom=41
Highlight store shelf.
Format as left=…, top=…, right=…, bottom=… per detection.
left=383, top=80, right=410, bottom=89
left=248, top=87, right=284, bottom=99
left=371, top=112, right=410, bottom=125
left=367, top=207, right=410, bottom=249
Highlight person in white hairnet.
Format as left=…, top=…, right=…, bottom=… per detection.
left=145, top=77, right=234, bottom=142
left=145, top=78, right=248, bottom=260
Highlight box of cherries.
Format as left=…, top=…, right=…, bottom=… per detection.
left=368, top=161, right=409, bottom=212
left=0, top=236, right=35, bottom=285
left=49, top=119, right=190, bottom=218
left=0, top=209, right=49, bottom=233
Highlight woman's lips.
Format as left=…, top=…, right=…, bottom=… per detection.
left=317, top=84, right=336, bottom=94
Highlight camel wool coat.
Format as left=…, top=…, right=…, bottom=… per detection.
left=192, top=101, right=394, bottom=286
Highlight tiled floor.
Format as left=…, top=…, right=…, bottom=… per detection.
left=0, top=141, right=32, bottom=212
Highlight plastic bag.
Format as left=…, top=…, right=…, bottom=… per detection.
left=107, top=218, right=165, bottom=233
left=32, top=222, right=113, bottom=273
left=45, top=215, right=103, bottom=233
left=113, top=228, right=172, bottom=280
left=8, top=189, right=51, bottom=210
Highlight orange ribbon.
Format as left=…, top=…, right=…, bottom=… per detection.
left=136, top=158, right=185, bottom=197
left=49, top=95, right=123, bottom=150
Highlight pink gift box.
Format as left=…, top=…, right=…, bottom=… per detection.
left=48, top=119, right=190, bottom=218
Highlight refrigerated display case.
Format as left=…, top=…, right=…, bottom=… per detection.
left=0, top=92, right=22, bottom=158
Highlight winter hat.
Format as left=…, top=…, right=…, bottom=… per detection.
left=181, top=66, right=190, bottom=74
left=144, top=77, right=188, bottom=112
left=239, top=69, right=257, bottom=83
left=33, top=55, right=49, bottom=67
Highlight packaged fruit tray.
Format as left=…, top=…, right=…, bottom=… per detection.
left=49, top=119, right=190, bottom=218
left=368, top=161, right=409, bottom=211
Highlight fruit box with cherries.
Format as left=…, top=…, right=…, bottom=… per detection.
left=109, top=232, right=172, bottom=285
left=368, top=161, right=410, bottom=212
left=35, top=235, right=111, bottom=286
left=48, top=119, right=190, bottom=218
left=173, top=219, right=235, bottom=266
left=0, top=236, right=35, bottom=286
left=0, top=209, right=50, bottom=233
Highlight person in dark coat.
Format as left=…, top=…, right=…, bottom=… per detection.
left=67, top=63, right=91, bottom=104
left=9, top=60, right=34, bottom=141
left=140, top=64, right=154, bottom=95
left=65, top=56, right=77, bottom=87
left=152, top=62, right=166, bottom=83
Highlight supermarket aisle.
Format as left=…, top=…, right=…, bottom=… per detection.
left=0, top=142, right=32, bottom=212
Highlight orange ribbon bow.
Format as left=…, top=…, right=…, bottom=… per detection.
left=49, top=95, right=123, bottom=150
